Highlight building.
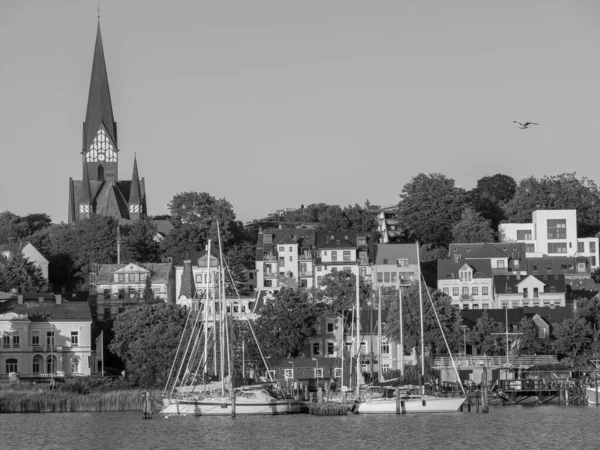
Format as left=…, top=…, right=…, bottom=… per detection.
left=493, top=274, right=566, bottom=309
left=371, top=243, right=418, bottom=292
left=255, top=229, right=317, bottom=289
left=437, top=259, right=494, bottom=309
left=91, top=262, right=175, bottom=320
left=499, top=210, right=599, bottom=269
left=0, top=294, right=93, bottom=377
left=314, top=232, right=373, bottom=286
left=0, top=241, right=49, bottom=280
left=68, top=22, right=148, bottom=223
left=448, top=242, right=527, bottom=275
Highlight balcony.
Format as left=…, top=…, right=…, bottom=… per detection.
left=298, top=254, right=312, bottom=261
left=263, top=255, right=277, bottom=262
left=263, top=272, right=278, bottom=278
left=460, top=295, right=471, bottom=301
left=298, top=271, right=313, bottom=278
left=358, top=258, right=370, bottom=265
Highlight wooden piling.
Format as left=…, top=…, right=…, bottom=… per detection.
left=317, top=387, right=323, bottom=404
left=142, top=391, right=152, bottom=419
left=481, top=367, right=489, bottom=413
left=395, top=388, right=400, bottom=415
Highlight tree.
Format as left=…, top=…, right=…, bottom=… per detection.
left=451, top=207, right=495, bottom=243
left=468, top=312, right=503, bottom=356
left=0, top=211, right=31, bottom=244
left=253, top=288, right=322, bottom=358
left=397, top=173, right=469, bottom=248
left=552, top=317, right=594, bottom=366
left=516, top=317, right=549, bottom=355
left=469, top=174, right=516, bottom=231
left=109, top=303, right=189, bottom=387
left=0, top=252, right=47, bottom=292
left=159, top=225, right=206, bottom=265
left=167, top=192, right=240, bottom=247
left=120, top=219, right=161, bottom=263
left=315, top=270, right=371, bottom=312
left=384, top=284, right=462, bottom=358
left=142, top=276, right=156, bottom=304
left=224, top=241, right=255, bottom=296
left=503, top=174, right=600, bottom=237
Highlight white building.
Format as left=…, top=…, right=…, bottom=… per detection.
left=0, top=294, right=93, bottom=377
left=0, top=241, right=49, bottom=280
left=499, top=210, right=599, bottom=269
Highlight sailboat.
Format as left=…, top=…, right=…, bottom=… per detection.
left=161, top=224, right=301, bottom=416
left=356, top=242, right=465, bottom=414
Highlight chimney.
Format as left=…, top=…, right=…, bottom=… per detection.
left=17, top=295, right=23, bottom=304
left=55, top=295, right=62, bottom=305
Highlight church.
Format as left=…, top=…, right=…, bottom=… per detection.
left=68, top=22, right=147, bottom=223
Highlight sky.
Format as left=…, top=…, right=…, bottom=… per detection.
left=1, top=1, right=600, bottom=224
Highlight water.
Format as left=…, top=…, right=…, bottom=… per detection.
left=4, top=405, right=600, bottom=450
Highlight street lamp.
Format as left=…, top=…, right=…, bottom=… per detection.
left=461, top=325, right=467, bottom=356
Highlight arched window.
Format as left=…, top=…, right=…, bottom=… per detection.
left=32, top=355, right=43, bottom=374
left=70, top=357, right=80, bottom=374
left=46, top=355, right=56, bottom=374
left=6, top=358, right=18, bottom=373
left=98, top=165, right=105, bottom=181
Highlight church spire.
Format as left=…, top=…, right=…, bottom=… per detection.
left=83, top=22, right=117, bottom=152
left=128, top=155, right=142, bottom=219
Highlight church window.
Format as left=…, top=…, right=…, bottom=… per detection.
left=87, top=129, right=117, bottom=163
left=98, top=165, right=104, bottom=181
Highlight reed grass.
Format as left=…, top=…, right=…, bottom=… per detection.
left=0, top=389, right=161, bottom=413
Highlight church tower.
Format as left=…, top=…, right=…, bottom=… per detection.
left=68, top=20, right=147, bottom=223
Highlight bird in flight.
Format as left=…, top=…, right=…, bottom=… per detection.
left=513, top=121, right=539, bottom=129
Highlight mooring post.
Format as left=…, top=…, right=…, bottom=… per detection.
left=143, top=391, right=152, bottom=419
left=317, top=387, right=323, bottom=404
left=595, top=368, right=598, bottom=407
left=396, top=388, right=400, bottom=415
left=482, top=366, right=489, bottom=413
left=476, top=390, right=480, bottom=413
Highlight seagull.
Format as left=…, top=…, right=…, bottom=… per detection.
left=513, top=121, right=539, bottom=129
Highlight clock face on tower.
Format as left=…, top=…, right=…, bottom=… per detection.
left=86, top=129, right=117, bottom=162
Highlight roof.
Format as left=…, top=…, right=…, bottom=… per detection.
left=0, top=299, right=92, bottom=321
left=316, top=232, right=359, bottom=249
left=527, top=256, right=590, bottom=275
left=70, top=178, right=146, bottom=221
left=83, top=23, right=117, bottom=150
left=0, top=241, right=31, bottom=254
left=523, top=306, right=573, bottom=324
left=373, top=244, right=418, bottom=265
left=437, top=259, right=493, bottom=280
left=449, top=243, right=527, bottom=262
left=493, top=274, right=567, bottom=294
left=255, top=229, right=316, bottom=261
left=129, top=156, right=141, bottom=204
left=95, top=263, right=173, bottom=284
left=460, top=308, right=525, bottom=328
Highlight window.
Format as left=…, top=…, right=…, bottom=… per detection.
left=539, top=328, right=547, bottom=339
left=289, top=256, right=292, bottom=261
left=381, top=341, right=390, bottom=354
left=279, top=257, right=285, bottom=266
left=97, top=165, right=105, bottom=181
left=343, top=251, right=351, bottom=261
left=317, top=266, right=322, bottom=272
left=473, top=305, right=479, bottom=309
left=104, top=308, right=111, bottom=320
left=314, top=368, right=324, bottom=379
left=195, top=274, right=202, bottom=283
left=6, top=358, right=18, bottom=373
left=384, top=272, right=390, bottom=282
left=327, top=342, right=335, bottom=355
left=472, top=287, right=478, bottom=295
left=103, top=289, right=111, bottom=299
left=525, top=244, right=535, bottom=253
left=47, top=355, right=56, bottom=374
left=533, top=287, right=539, bottom=298
left=377, top=273, right=383, bottom=282
left=497, top=260, right=505, bottom=269
left=578, top=242, right=585, bottom=253
left=591, top=257, right=597, bottom=266
left=289, top=247, right=293, bottom=252
left=513, top=260, right=520, bottom=269
left=279, top=246, right=284, bottom=252
left=548, top=243, right=567, bottom=253
left=550, top=286, right=556, bottom=293
left=327, top=322, right=334, bottom=333
left=139, top=273, right=146, bottom=281
left=482, top=287, right=488, bottom=295
left=32, top=332, right=40, bottom=347
left=71, top=331, right=79, bottom=346
left=443, top=288, right=449, bottom=295
left=313, top=343, right=320, bottom=356
left=12, top=332, right=19, bottom=348
left=71, top=357, right=80, bottom=374
left=591, top=242, right=597, bottom=253
left=331, top=251, right=337, bottom=261
left=334, top=368, right=342, bottom=378
left=523, top=288, right=528, bottom=298
left=453, top=288, right=459, bottom=296
left=32, top=355, right=42, bottom=374
left=517, top=230, right=532, bottom=240
left=483, top=304, right=489, bottom=309
left=383, top=259, right=388, bottom=264
left=316, top=276, right=322, bottom=285
left=391, top=272, right=397, bottom=283
left=343, top=267, right=351, bottom=272
left=462, top=287, right=468, bottom=296
left=357, top=238, right=366, bottom=246
left=397, top=259, right=409, bottom=267
left=118, top=274, right=125, bottom=282
left=284, top=368, right=293, bottom=379
left=547, top=219, right=566, bottom=239
left=3, top=334, right=10, bottom=348
left=46, top=331, right=54, bottom=347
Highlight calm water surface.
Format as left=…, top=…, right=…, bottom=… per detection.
left=4, top=405, right=600, bottom=450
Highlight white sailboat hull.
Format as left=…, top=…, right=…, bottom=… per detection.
left=586, top=387, right=600, bottom=405
left=161, top=397, right=301, bottom=416
left=356, top=396, right=465, bottom=414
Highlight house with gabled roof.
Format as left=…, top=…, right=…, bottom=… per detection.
left=314, top=232, right=374, bottom=285
left=0, top=241, right=49, bottom=281
left=493, top=274, right=566, bottom=309
left=437, top=259, right=494, bottom=310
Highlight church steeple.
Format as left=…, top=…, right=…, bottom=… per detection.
left=83, top=22, right=119, bottom=182
left=79, top=157, right=93, bottom=219
left=129, top=155, right=142, bottom=219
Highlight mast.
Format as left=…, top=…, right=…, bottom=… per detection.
left=398, top=279, right=404, bottom=376
left=355, top=271, right=361, bottom=397
left=377, top=286, right=382, bottom=382
left=203, top=239, right=211, bottom=380
left=340, top=309, right=344, bottom=390
left=416, top=241, right=425, bottom=395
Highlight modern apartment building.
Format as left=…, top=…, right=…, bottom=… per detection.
left=499, top=210, right=599, bottom=269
